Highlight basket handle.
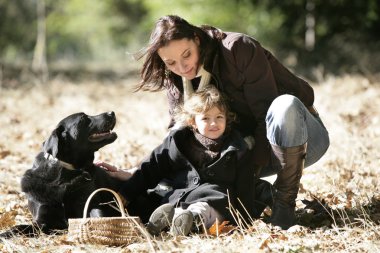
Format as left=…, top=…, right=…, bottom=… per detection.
left=82, top=188, right=126, bottom=218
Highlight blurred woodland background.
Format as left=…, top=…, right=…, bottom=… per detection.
left=1, top=1, right=380, bottom=251
left=1, top=0, right=379, bottom=86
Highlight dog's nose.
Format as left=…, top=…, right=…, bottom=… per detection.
left=107, top=111, right=115, bottom=117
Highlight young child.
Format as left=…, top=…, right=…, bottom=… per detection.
left=99, top=86, right=272, bottom=236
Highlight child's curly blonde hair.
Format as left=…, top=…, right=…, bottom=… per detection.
left=174, top=85, right=236, bottom=129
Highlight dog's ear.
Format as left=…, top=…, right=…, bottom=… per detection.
left=42, top=125, right=65, bottom=156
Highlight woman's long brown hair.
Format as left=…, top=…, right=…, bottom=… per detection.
left=134, top=15, right=218, bottom=92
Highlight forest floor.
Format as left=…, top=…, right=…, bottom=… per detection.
left=0, top=74, right=379, bottom=252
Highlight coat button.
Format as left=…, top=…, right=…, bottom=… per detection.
left=193, top=177, right=200, bottom=185
left=207, top=170, right=215, bottom=177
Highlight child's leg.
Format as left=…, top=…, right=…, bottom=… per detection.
left=186, top=202, right=223, bottom=229
left=171, top=207, right=194, bottom=236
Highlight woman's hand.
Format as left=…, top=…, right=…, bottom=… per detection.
left=95, top=161, right=137, bottom=181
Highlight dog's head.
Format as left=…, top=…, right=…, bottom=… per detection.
left=42, top=111, right=117, bottom=168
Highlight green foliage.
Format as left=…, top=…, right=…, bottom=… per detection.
left=0, top=0, right=36, bottom=61
left=137, top=0, right=284, bottom=48
left=250, top=0, right=380, bottom=47
left=0, top=0, right=379, bottom=76
left=0, top=0, right=147, bottom=63
left=47, top=0, right=125, bottom=61
left=103, top=0, right=147, bottom=47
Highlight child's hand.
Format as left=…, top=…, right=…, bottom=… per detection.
left=95, top=161, right=118, bottom=172
left=95, top=161, right=137, bottom=181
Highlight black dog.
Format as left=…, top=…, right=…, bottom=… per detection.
left=1, top=111, right=124, bottom=237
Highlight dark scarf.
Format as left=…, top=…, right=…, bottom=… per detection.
left=182, top=129, right=227, bottom=170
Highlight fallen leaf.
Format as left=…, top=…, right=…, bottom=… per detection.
left=0, top=210, right=17, bottom=229
left=259, top=235, right=272, bottom=250
left=207, top=220, right=235, bottom=236
left=0, top=150, right=11, bottom=159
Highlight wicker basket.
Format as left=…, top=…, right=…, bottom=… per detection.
left=68, top=188, right=146, bottom=246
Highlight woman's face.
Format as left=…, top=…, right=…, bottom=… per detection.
left=158, top=38, right=200, bottom=80
left=193, top=106, right=226, bottom=140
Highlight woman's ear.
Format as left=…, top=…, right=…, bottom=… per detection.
left=194, top=35, right=200, bottom=46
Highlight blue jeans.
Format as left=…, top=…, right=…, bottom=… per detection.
left=260, top=95, right=330, bottom=177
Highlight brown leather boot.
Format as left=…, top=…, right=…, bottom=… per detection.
left=270, top=143, right=307, bottom=229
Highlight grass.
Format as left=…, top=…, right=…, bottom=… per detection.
left=0, top=74, right=379, bottom=252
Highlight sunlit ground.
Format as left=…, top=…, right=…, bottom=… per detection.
left=0, top=75, right=379, bottom=252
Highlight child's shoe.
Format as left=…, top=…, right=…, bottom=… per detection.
left=146, top=203, right=175, bottom=235
left=170, top=209, right=194, bottom=236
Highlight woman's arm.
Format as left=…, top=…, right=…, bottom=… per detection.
left=229, top=35, right=278, bottom=167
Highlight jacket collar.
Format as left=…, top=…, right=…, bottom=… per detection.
left=168, top=127, right=247, bottom=163
left=167, top=127, right=192, bottom=165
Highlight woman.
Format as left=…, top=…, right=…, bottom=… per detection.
left=133, top=15, right=330, bottom=229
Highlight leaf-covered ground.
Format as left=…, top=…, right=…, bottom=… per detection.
left=0, top=75, right=379, bottom=252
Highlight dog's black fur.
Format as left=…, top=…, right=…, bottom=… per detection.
left=1, top=112, right=124, bottom=238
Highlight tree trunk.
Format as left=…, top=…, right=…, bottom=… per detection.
left=32, top=0, right=48, bottom=82
left=305, top=0, right=315, bottom=51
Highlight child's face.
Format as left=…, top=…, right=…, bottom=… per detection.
left=193, top=106, right=226, bottom=139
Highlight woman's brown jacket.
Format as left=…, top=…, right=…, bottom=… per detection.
left=166, top=27, right=314, bottom=167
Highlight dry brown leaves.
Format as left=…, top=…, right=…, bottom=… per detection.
left=0, top=210, right=17, bottom=229
left=207, top=220, right=235, bottom=236
left=1, top=75, right=380, bottom=252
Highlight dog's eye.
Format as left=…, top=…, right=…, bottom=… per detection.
left=84, top=117, right=91, bottom=125
left=79, top=115, right=91, bottom=125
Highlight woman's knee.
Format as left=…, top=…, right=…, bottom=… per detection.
left=266, top=95, right=307, bottom=146
left=266, top=95, right=305, bottom=127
